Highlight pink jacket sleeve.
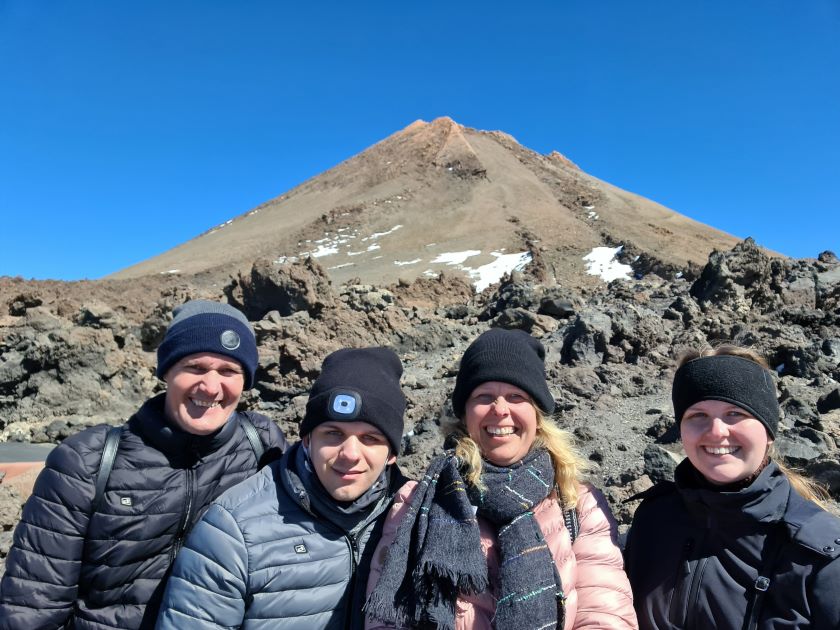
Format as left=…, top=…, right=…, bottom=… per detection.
left=571, top=483, right=638, bottom=629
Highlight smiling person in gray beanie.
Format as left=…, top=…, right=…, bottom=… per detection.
left=366, top=327, right=637, bottom=630
left=0, top=299, right=287, bottom=630
left=156, top=346, right=410, bottom=630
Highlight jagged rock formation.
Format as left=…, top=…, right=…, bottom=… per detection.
left=0, top=118, right=831, bottom=575
left=2, top=240, right=840, bottom=578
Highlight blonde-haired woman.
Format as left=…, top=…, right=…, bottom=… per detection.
left=625, top=346, right=840, bottom=629
left=366, top=328, right=637, bottom=630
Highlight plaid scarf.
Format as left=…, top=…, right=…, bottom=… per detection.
left=365, top=449, right=563, bottom=630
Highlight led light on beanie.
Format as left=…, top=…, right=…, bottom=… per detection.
left=672, top=354, right=780, bottom=438
left=328, top=391, right=362, bottom=420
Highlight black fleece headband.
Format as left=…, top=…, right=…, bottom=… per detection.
left=672, top=355, right=779, bottom=438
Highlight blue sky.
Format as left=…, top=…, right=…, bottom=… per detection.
left=1, top=1, right=838, bottom=280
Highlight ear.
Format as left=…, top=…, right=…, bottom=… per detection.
left=302, top=434, right=310, bottom=448
left=387, top=452, right=397, bottom=466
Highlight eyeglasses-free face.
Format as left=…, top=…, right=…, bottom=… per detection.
left=680, top=400, right=772, bottom=485
left=465, top=381, right=538, bottom=466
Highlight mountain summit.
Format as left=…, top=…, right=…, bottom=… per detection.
left=111, top=117, right=740, bottom=288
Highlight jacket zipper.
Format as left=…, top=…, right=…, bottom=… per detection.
left=668, top=538, right=694, bottom=626
left=291, top=469, right=392, bottom=630
left=169, top=452, right=197, bottom=564
left=344, top=534, right=359, bottom=630
left=684, top=556, right=709, bottom=630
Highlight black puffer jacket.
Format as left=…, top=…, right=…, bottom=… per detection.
left=625, top=460, right=840, bottom=630
left=0, top=393, right=287, bottom=630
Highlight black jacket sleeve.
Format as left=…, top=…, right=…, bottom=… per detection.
left=0, top=426, right=107, bottom=630
left=811, top=549, right=840, bottom=628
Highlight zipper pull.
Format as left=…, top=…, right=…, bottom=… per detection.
left=682, top=539, right=695, bottom=574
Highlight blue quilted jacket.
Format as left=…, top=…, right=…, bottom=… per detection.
left=155, top=442, right=406, bottom=630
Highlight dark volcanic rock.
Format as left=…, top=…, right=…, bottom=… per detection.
left=479, top=273, right=539, bottom=320
left=227, top=257, right=336, bottom=320
left=643, top=445, right=680, bottom=484
left=538, top=297, right=576, bottom=319
left=2, top=237, right=840, bottom=572
left=817, top=389, right=840, bottom=414
left=559, top=309, right=611, bottom=366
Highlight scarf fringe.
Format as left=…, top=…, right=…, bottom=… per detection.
left=417, top=558, right=489, bottom=595
left=363, top=590, right=412, bottom=626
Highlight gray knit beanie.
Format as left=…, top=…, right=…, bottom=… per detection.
left=156, top=300, right=258, bottom=388
left=452, top=328, right=555, bottom=417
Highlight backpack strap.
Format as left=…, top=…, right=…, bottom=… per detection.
left=93, top=416, right=264, bottom=512
left=239, top=414, right=265, bottom=464
left=93, top=425, right=123, bottom=511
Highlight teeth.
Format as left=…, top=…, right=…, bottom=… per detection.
left=191, top=399, right=221, bottom=409
left=487, top=426, right=515, bottom=436
left=704, top=446, right=738, bottom=455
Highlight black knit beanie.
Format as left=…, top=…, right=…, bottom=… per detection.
left=452, top=328, right=555, bottom=417
left=156, top=300, right=258, bottom=389
left=301, top=347, right=406, bottom=453
left=672, top=354, right=779, bottom=438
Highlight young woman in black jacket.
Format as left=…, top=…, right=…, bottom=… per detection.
left=625, top=346, right=840, bottom=630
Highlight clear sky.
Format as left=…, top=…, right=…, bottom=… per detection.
left=1, top=1, right=838, bottom=280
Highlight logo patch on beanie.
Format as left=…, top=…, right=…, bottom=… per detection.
left=220, top=330, right=241, bottom=350
left=328, top=391, right=362, bottom=420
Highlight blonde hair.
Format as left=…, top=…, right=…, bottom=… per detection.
left=442, top=405, right=586, bottom=508
left=677, top=343, right=834, bottom=512
left=676, top=343, right=771, bottom=370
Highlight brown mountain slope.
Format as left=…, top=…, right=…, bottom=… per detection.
left=110, top=117, right=743, bottom=288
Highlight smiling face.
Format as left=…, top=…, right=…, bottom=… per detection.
left=680, top=400, right=772, bottom=485
left=304, top=421, right=396, bottom=501
left=163, top=352, right=245, bottom=436
left=464, top=381, right=539, bottom=466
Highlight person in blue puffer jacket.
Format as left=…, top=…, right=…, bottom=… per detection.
left=156, top=346, right=409, bottom=630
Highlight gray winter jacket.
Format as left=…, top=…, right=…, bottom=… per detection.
left=155, top=442, right=406, bottom=630
left=625, top=460, right=840, bottom=629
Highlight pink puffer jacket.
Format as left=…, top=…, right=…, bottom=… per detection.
left=366, top=480, right=637, bottom=630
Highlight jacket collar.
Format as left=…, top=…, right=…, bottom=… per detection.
left=675, top=459, right=789, bottom=525
left=278, top=441, right=407, bottom=528
left=675, top=459, right=840, bottom=559
left=129, top=392, right=240, bottom=458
